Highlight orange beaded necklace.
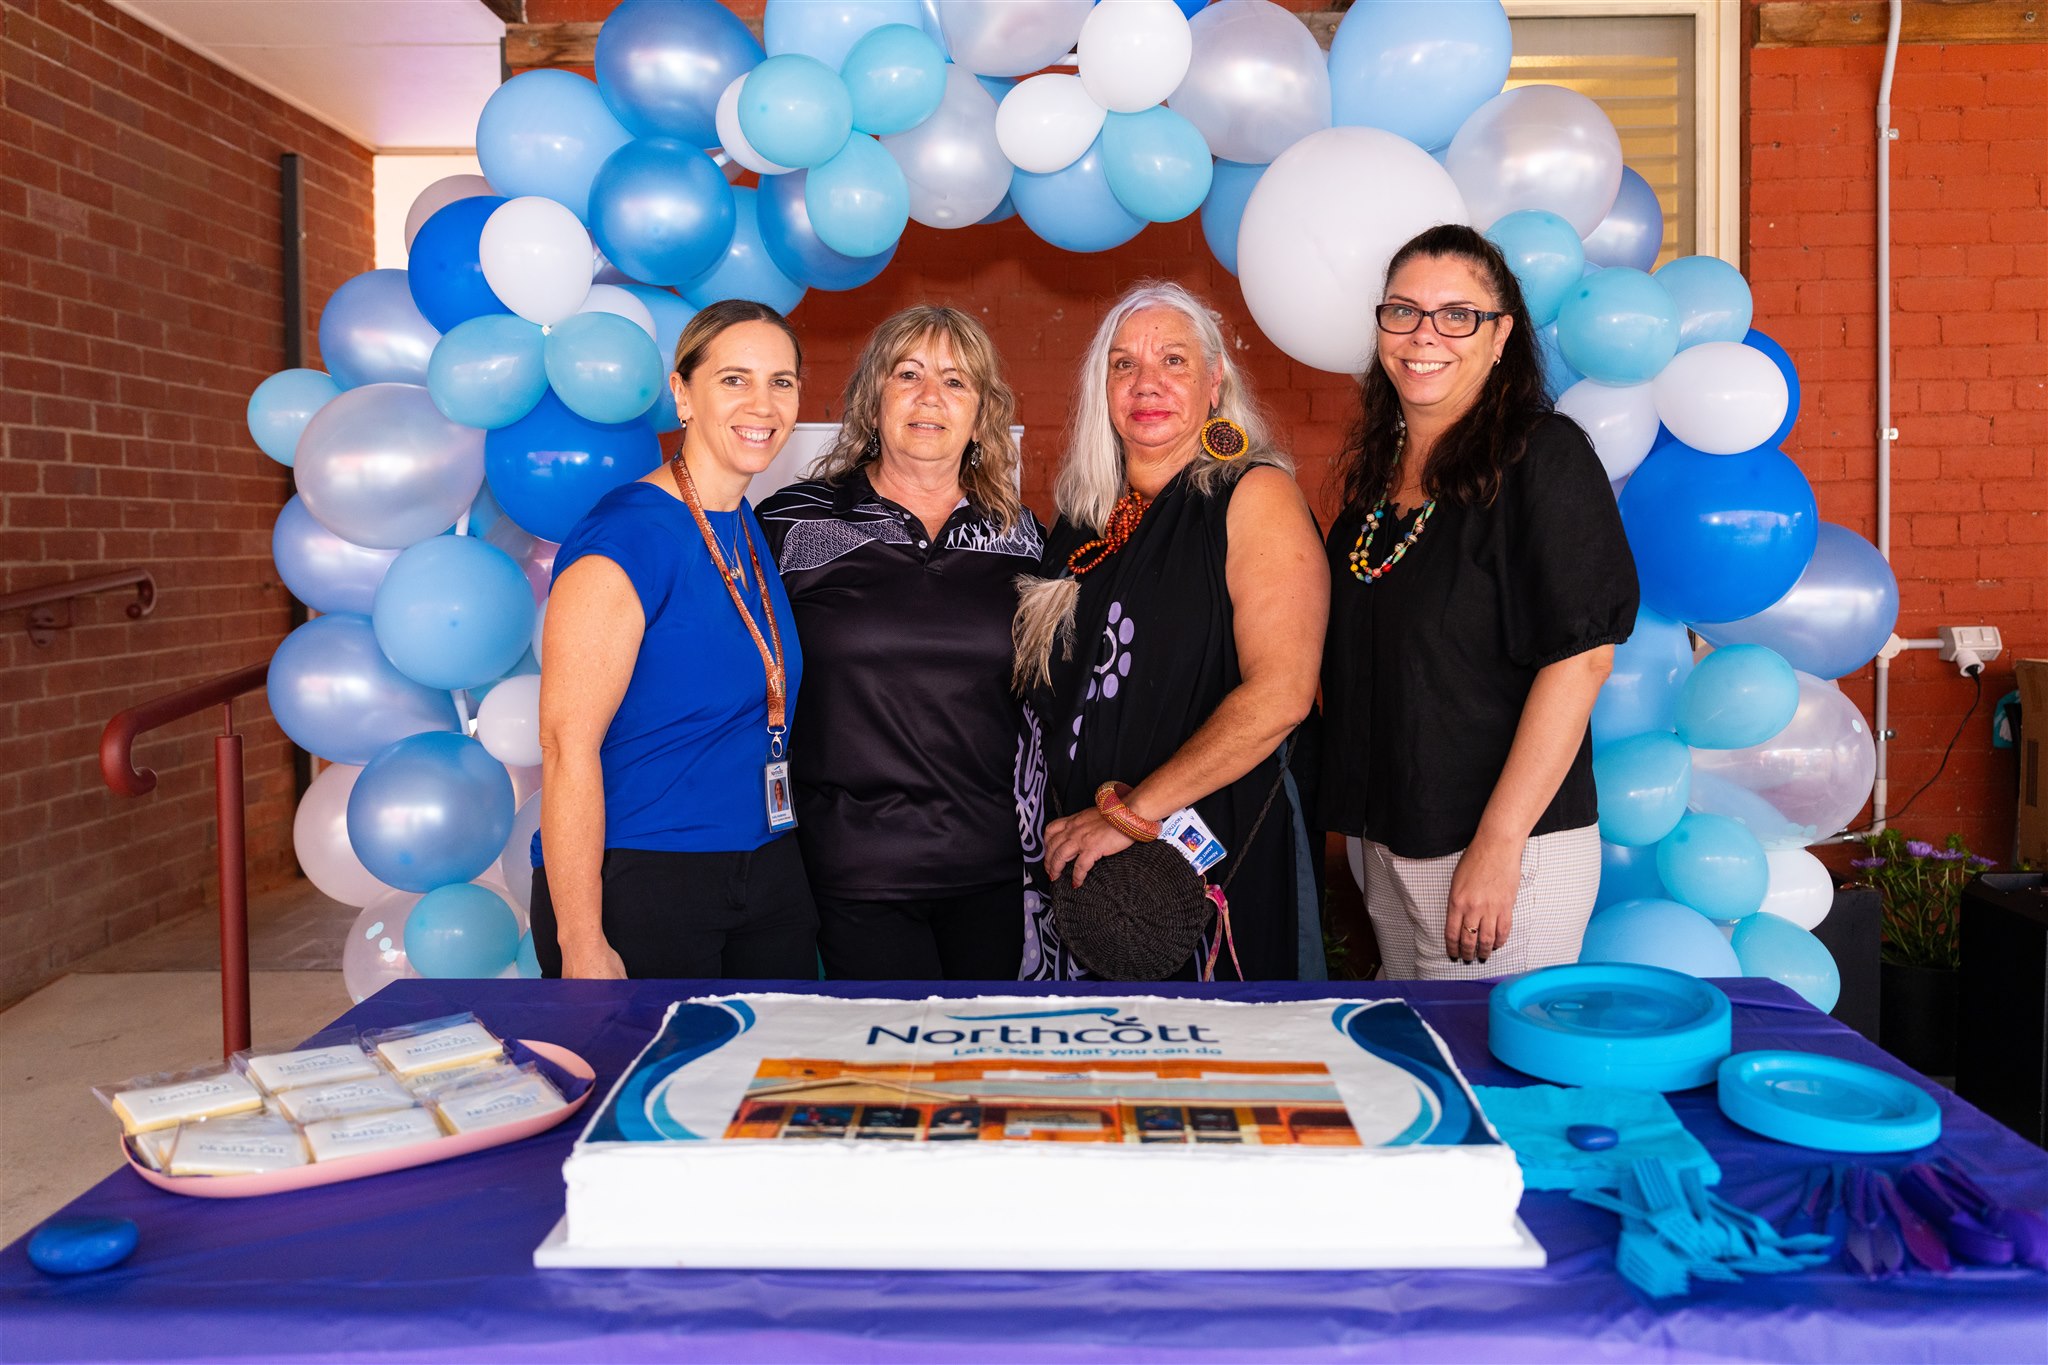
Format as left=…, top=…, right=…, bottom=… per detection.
left=1065, top=490, right=1151, bottom=577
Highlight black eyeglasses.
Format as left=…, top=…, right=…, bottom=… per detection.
left=1375, top=304, right=1505, bottom=338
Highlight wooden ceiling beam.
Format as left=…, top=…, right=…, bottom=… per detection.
left=1756, top=0, right=2044, bottom=48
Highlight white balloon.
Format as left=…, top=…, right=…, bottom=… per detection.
left=996, top=74, right=1106, bottom=175
left=479, top=196, right=595, bottom=326
left=1556, top=379, right=1660, bottom=482
left=404, top=174, right=494, bottom=252
left=577, top=283, right=659, bottom=340
left=1077, top=0, right=1192, bottom=114
left=939, top=0, right=1093, bottom=78
left=293, top=763, right=395, bottom=906
left=1652, top=341, right=1791, bottom=455
left=1168, top=0, right=1331, bottom=165
left=499, top=790, right=543, bottom=914
left=1690, top=672, right=1876, bottom=848
left=1444, top=85, right=1622, bottom=237
left=1238, top=126, right=1468, bottom=374
left=881, top=66, right=1012, bottom=228
left=1758, top=848, right=1834, bottom=931
left=477, top=674, right=543, bottom=768
left=716, top=74, right=796, bottom=176
left=341, top=890, right=419, bottom=1004
left=507, top=761, right=543, bottom=806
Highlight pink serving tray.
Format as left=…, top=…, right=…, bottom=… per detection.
left=122, top=1040, right=593, bottom=1199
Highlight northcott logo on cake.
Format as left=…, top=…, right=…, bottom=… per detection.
left=866, top=1006, right=1220, bottom=1048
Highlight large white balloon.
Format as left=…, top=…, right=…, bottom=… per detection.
left=1758, top=847, right=1835, bottom=932
left=1689, top=671, right=1877, bottom=848
left=1077, top=0, right=1192, bottom=114
left=716, top=74, right=796, bottom=176
left=881, top=67, right=1012, bottom=228
left=404, top=174, right=494, bottom=251
left=577, top=283, right=658, bottom=340
left=1444, top=84, right=1622, bottom=236
left=293, top=763, right=395, bottom=907
left=938, top=0, right=1092, bottom=78
left=479, top=196, right=595, bottom=326
left=294, top=384, right=485, bottom=551
left=1652, top=341, right=1791, bottom=455
left=477, top=673, right=543, bottom=769
left=1168, top=0, right=1331, bottom=166
left=1555, top=379, right=1660, bottom=483
left=1238, top=127, right=1468, bottom=374
left=996, top=74, right=1106, bottom=175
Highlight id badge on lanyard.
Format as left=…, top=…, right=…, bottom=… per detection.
left=765, top=729, right=795, bottom=832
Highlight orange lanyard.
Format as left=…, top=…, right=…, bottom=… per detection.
left=668, top=450, right=788, bottom=748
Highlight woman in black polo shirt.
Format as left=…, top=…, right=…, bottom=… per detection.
left=758, top=307, right=1043, bottom=980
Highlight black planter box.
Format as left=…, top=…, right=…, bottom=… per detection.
left=1957, top=872, right=2048, bottom=1147
left=1813, top=885, right=1881, bottom=1043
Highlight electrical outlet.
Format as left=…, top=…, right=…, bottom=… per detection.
left=1938, top=625, right=2002, bottom=676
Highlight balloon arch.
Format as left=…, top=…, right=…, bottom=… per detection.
left=247, top=0, right=1897, bottom=1005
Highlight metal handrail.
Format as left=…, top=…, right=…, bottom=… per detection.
left=0, top=568, right=154, bottom=647
left=99, top=662, right=270, bottom=1055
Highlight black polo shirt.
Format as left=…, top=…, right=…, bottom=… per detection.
left=757, top=472, right=1045, bottom=899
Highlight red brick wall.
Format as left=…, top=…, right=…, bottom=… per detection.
left=0, top=0, right=374, bottom=1005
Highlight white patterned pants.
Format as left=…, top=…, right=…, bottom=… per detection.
left=1350, top=825, right=1602, bottom=981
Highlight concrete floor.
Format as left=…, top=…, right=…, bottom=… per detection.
left=0, top=878, right=356, bottom=1247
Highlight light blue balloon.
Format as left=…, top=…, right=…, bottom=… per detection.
left=1686, top=769, right=1808, bottom=848
left=1485, top=210, right=1584, bottom=328
left=739, top=54, right=855, bottom=169
left=1555, top=267, right=1680, bottom=385
left=1580, top=897, right=1741, bottom=978
left=1011, top=135, right=1145, bottom=253
left=317, top=270, right=441, bottom=390
left=1596, top=839, right=1669, bottom=912
left=515, top=930, right=541, bottom=979
left=1655, top=812, right=1768, bottom=920
left=767, top=0, right=921, bottom=71
left=475, top=70, right=633, bottom=222
left=1620, top=442, right=1819, bottom=624
left=266, top=614, right=458, bottom=765
left=405, top=882, right=522, bottom=979
left=1200, top=160, right=1264, bottom=277
left=1582, top=166, right=1663, bottom=272
left=596, top=0, right=764, bottom=146
left=1693, top=523, right=1899, bottom=680
left=1534, top=320, right=1583, bottom=402
left=248, top=369, right=341, bottom=466
left=1730, top=912, right=1841, bottom=1011
left=544, top=312, right=665, bottom=426
left=1328, top=0, right=1512, bottom=152
left=974, top=74, right=1015, bottom=105
left=1591, top=605, right=1694, bottom=751
left=683, top=187, right=809, bottom=315
left=346, top=732, right=515, bottom=894
left=1594, top=731, right=1692, bottom=847
left=1676, top=643, right=1799, bottom=750
left=428, top=314, right=548, bottom=430
left=273, top=496, right=399, bottom=617
left=589, top=138, right=737, bottom=287
left=620, top=285, right=695, bottom=432
left=842, top=23, right=947, bottom=136
left=803, top=132, right=910, bottom=258
left=372, top=535, right=537, bottom=691
left=759, top=168, right=897, bottom=291
left=1101, top=107, right=1214, bottom=225
left=1655, top=254, right=1754, bottom=349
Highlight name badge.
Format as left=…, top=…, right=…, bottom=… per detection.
left=765, top=760, right=796, bottom=832
left=1161, top=807, right=1226, bottom=875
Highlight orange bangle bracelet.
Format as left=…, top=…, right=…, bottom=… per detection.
left=1094, top=781, right=1161, bottom=842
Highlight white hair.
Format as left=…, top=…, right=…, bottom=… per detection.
left=1053, top=280, right=1289, bottom=533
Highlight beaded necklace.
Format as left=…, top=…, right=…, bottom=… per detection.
left=1347, top=430, right=1437, bottom=585
left=1066, top=489, right=1151, bottom=577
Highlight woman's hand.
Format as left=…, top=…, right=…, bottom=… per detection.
left=559, top=936, right=628, bottom=980
left=1044, top=809, right=1135, bottom=888
left=1445, top=832, right=1524, bottom=964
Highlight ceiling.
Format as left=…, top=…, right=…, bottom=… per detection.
left=107, top=0, right=505, bottom=152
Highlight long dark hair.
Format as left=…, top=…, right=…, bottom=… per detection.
left=1336, top=224, right=1549, bottom=516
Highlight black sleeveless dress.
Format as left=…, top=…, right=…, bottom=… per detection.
left=1016, top=465, right=1315, bottom=981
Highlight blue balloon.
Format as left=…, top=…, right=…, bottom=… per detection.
left=485, top=390, right=664, bottom=543
left=273, top=496, right=399, bottom=617
left=428, top=314, right=549, bottom=431
left=1328, top=0, right=1511, bottom=152
left=404, top=882, right=522, bottom=978
left=1101, top=107, right=1214, bottom=225
left=1742, top=328, right=1801, bottom=449
left=1168, top=0, right=1206, bottom=14
left=619, top=286, right=694, bottom=433
left=758, top=168, right=897, bottom=291
left=407, top=196, right=509, bottom=333
left=1582, top=166, right=1664, bottom=272
left=317, top=270, right=441, bottom=389
left=842, top=23, right=947, bottom=136
left=248, top=369, right=341, bottom=466
left=739, top=54, right=855, bottom=169
left=1676, top=643, right=1799, bottom=750
left=1730, top=912, right=1841, bottom=1011
left=1655, top=254, right=1754, bottom=350
left=1534, top=320, right=1583, bottom=402
left=1199, top=160, right=1264, bottom=277
left=347, top=732, right=515, bottom=894
left=1655, top=813, right=1768, bottom=920
left=1693, top=523, right=1898, bottom=680
left=1594, top=731, right=1692, bottom=847
left=515, top=929, right=542, bottom=978
left=1555, top=267, right=1679, bottom=385
left=589, top=139, right=737, bottom=288
left=1580, top=897, right=1741, bottom=978
left=543, top=312, right=665, bottom=426
left=978, top=192, right=1017, bottom=225
left=267, top=614, right=458, bottom=765
left=974, top=74, right=1016, bottom=105
left=1486, top=210, right=1584, bottom=328
left=683, top=187, right=809, bottom=315
left=766, top=0, right=921, bottom=70
left=1620, top=443, right=1819, bottom=624
left=372, top=535, right=537, bottom=691
left=1011, top=135, right=1146, bottom=253
left=596, top=0, right=764, bottom=146
left=803, top=132, right=910, bottom=258
left=1596, top=839, right=1669, bottom=912
left=476, top=70, right=633, bottom=222
left=1591, top=605, right=1694, bottom=750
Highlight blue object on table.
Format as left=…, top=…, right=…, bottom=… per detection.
left=1717, top=1051, right=1942, bottom=1152
left=1473, top=1084, right=1720, bottom=1192
left=26, top=1216, right=137, bottom=1275
left=1489, top=962, right=1733, bottom=1091
left=1569, top=1124, right=1619, bottom=1151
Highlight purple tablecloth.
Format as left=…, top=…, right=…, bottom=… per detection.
left=4, top=978, right=2045, bottom=1363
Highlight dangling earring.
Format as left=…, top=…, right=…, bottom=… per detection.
left=861, top=432, right=881, bottom=462
left=1200, top=412, right=1248, bottom=462
left=966, top=439, right=983, bottom=469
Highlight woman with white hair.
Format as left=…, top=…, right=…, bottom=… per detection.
left=1013, top=281, right=1328, bottom=981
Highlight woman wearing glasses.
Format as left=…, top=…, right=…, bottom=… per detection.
left=1322, top=224, right=1638, bottom=979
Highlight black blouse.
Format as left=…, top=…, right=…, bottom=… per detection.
left=757, top=472, right=1044, bottom=899
left=1319, top=413, right=1638, bottom=859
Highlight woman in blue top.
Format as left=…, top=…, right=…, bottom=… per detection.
left=532, top=300, right=814, bottom=980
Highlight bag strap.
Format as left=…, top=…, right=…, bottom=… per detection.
left=1216, top=733, right=1297, bottom=895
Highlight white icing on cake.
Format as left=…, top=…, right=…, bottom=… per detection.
left=303, top=1107, right=443, bottom=1161
left=110, top=1072, right=263, bottom=1134
left=274, top=1073, right=417, bottom=1124
left=243, top=1044, right=379, bottom=1093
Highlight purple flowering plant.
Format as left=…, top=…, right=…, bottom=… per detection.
left=1852, top=828, right=1990, bottom=970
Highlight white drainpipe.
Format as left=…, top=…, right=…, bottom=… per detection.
left=1870, top=0, right=1904, bottom=833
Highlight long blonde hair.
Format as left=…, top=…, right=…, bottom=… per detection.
left=807, top=305, right=1023, bottom=532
